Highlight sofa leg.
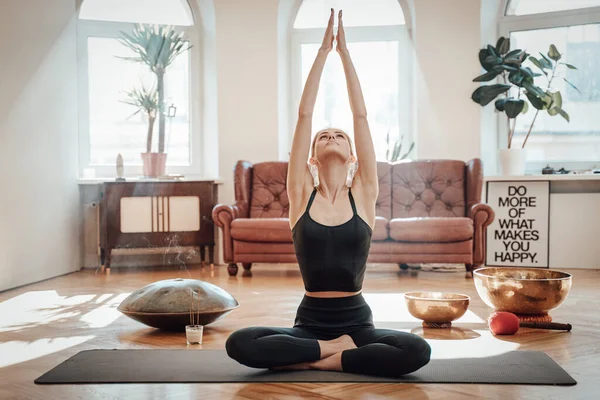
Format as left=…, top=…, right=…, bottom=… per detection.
left=242, top=263, right=252, bottom=271
left=227, top=263, right=239, bottom=276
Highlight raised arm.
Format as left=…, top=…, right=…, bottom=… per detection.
left=336, top=11, right=378, bottom=197
left=287, top=9, right=335, bottom=206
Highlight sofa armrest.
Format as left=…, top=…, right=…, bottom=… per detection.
left=212, top=204, right=241, bottom=263
left=469, top=203, right=495, bottom=265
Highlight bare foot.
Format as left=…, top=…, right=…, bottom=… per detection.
left=335, top=334, right=357, bottom=351
left=308, top=351, right=344, bottom=372
left=318, top=334, right=357, bottom=358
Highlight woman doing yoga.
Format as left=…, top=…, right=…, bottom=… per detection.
left=226, top=9, right=431, bottom=378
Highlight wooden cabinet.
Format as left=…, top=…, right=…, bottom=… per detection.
left=100, top=180, right=218, bottom=268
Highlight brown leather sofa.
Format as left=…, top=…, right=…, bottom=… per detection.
left=212, top=159, right=495, bottom=276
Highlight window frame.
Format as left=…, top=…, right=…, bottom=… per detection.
left=497, top=1, right=600, bottom=172
left=291, top=25, right=414, bottom=161
left=76, top=2, right=204, bottom=178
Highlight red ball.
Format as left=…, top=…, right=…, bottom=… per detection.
left=488, top=311, right=520, bottom=335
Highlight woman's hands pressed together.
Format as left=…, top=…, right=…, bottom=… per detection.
left=320, top=9, right=335, bottom=54
left=335, top=10, right=348, bottom=55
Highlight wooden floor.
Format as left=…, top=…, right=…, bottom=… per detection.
left=0, top=263, right=598, bottom=400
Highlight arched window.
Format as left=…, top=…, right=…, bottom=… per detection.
left=78, top=0, right=201, bottom=176
left=499, top=0, right=600, bottom=170
left=292, top=0, right=414, bottom=162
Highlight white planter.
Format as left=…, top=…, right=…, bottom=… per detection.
left=499, top=149, right=526, bottom=176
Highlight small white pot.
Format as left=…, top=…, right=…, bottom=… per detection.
left=499, top=148, right=526, bottom=176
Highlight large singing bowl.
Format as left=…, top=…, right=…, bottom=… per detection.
left=118, top=278, right=239, bottom=331
left=473, top=267, right=572, bottom=315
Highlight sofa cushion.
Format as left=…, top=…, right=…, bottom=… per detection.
left=231, top=218, right=292, bottom=242
left=389, top=217, right=473, bottom=243
left=373, top=216, right=389, bottom=241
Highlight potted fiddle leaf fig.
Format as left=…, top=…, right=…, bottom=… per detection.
left=471, top=37, right=578, bottom=175
left=118, top=24, right=191, bottom=177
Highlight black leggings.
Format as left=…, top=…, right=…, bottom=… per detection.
left=225, top=294, right=431, bottom=378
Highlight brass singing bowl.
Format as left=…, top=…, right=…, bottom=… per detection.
left=473, top=267, right=572, bottom=314
left=404, top=292, right=470, bottom=323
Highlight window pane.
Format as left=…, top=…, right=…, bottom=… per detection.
left=87, top=37, right=190, bottom=166
left=301, top=41, right=411, bottom=161
left=294, top=0, right=405, bottom=29
left=510, top=25, right=600, bottom=163
left=506, top=0, right=600, bottom=16
left=80, top=0, right=194, bottom=26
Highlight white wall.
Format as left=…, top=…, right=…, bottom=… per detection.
left=0, top=0, right=80, bottom=291
left=413, top=0, right=483, bottom=161
left=215, top=0, right=281, bottom=204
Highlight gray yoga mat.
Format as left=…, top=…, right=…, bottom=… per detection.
left=35, top=349, right=576, bottom=385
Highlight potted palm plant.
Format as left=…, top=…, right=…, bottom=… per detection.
left=119, top=24, right=191, bottom=177
left=385, top=130, right=414, bottom=162
left=471, top=37, right=578, bottom=175
left=122, top=84, right=159, bottom=175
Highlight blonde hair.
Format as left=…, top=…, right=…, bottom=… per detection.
left=310, top=128, right=355, bottom=159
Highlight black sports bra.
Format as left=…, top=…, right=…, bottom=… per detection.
left=291, top=188, right=373, bottom=292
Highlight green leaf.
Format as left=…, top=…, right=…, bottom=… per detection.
left=473, top=70, right=500, bottom=82
left=401, top=142, right=415, bottom=160
left=471, top=84, right=512, bottom=106
left=560, top=62, right=577, bottom=70
left=496, top=37, right=510, bottom=55
left=484, top=55, right=503, bottom=66
left=487, top=45, right=499, bottom=58
left=519, top=66, right=535, bottom=78
left=539, top=53, right=553, bottom=68
left=508, top=71, right=524, bottom=86
left=495, top=98, right=510, bottom=112
left=547, top=90, right=563, bottom=110
left=479, top=48, right=494, bottom=71
left=548, top=44, right=562, bottom=61
left=504, top=49, right=522, bottom=60
left=563, top=77, right=581, bottom=93
left=521, top=101, right=529, bottom=115
left=528, top=56, right=542, bottom=70
left=523, top=81, right=545, bottom=97
left=495, top=37, right=505, bottom=54
left=501, top=65, right=519, bottom=72
left=504, top=99, right=525, bottom=118
left=557, top=108, right=570, bottom=122
left=526, top=91, right=545, bottom=110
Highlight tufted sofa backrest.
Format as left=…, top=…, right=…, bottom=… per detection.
left=249, top=162, right=290, bottom=218
left=391, top=160, right=466, bottom=218
left=238, top=159, right=480, bottom=220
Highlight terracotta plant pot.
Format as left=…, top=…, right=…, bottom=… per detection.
left=141, top=152, right=167, bottom=177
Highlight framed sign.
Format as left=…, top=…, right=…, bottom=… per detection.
left=485, top=181, right=550, bottom=268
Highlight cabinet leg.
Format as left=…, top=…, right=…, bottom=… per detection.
left=227, top=263, right=238, bottom=276
left=208, top=245, right=215, bottom=267
left=100, top=248, right=106, bottom=266
left=242, top=263, right=252, bottom=271
left=105, top=249, right=112, bottom=273
left=200, top=245, right=206, bottom=266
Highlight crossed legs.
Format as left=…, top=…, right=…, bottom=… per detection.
left=225, top=326, right=431, bottom=378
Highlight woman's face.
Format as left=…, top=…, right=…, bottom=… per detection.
left=313, top=128, right=352, bottom=163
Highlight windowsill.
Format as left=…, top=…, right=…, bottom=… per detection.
left=77, top=175, right=224, bottom=185
left=485, top=174, right=600, bottom=181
